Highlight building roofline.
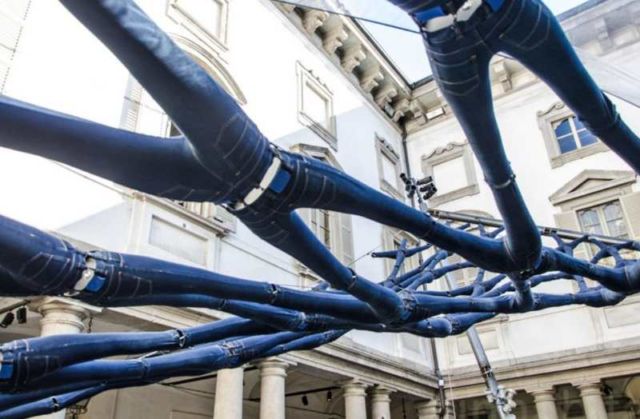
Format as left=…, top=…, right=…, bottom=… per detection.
left=557, top=0, right=607, bottom=21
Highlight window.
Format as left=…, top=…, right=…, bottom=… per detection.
left=551, top=170, right=639, bottom=265
left=421, top=141, right=479, bottom=206
left=303, top=83, right=331, bottom=129
left=167, top=0, right=229, bottom=50
left=119, top=39, right=246, bottom=234
left=376, top=135, right=403, bottom=198
left=578, top=201, right=628, bottom=239
left=120, top=77, right=236, bottom=233
left=538, top=102, right=607, bottom=168
left=291, top=144, right=355, bottom=270
left=0, top=0, right=31, bottom=92
left=309, top=207, right=332, bottom=248
left=553, top=115, right=598, bottom=154
left=297, top=63, right=337, bottom=149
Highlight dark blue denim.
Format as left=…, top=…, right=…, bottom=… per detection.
left=1, top=0, right=638, bottom=329
left=0, top=0, right=560, bottom=320
left=0, top=385, right=108, bottom=419
left=412, top=0, right=640, bottom=269
left=0, top=317, right=265, bottom=392
left=0, top=330, right=347, bottom=418
left=0, top=331, right=337, bottom=411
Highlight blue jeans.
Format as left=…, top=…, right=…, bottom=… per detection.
left=0, top=0, right=520, bottom=319
left=0, top=0, right=635, bottom=322
left=412, top=0, right=640, bottom=267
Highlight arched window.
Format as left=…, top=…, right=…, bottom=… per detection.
left=119, top=37, right=246, bottom=233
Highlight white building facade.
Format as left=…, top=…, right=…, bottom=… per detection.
left=0, top=0, right=638, bottom=418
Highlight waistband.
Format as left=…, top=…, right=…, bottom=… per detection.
left=414, top=0, right=505, bottom=25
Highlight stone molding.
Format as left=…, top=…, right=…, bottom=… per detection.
left=275, top=2, right=412, bottom=129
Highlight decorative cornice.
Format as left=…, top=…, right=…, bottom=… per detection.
left=274, top=2, right=414, bottom=130
left=537, top=101, right=567, bottom=118
left=422, top=141, right=468, bottom=160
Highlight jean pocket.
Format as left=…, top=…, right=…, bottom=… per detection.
left=430, top=54, right=480, bottom=97
left=498, top=0, right=551, bottom=52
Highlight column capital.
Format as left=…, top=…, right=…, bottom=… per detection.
left=341, top=379, right=370, bottom=397
left=31, top=297, right=100, bottom=335
left=31, top=297, right=101, bottom=316
left=576, top=382, right=603, bottom=396
left=371, top=385, right=394, bottom=403
left=258, top=357, right=294, bottom=378
left=530, top=389, right=556, bottom=402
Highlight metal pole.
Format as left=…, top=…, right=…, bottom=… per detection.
left=400, top=136, right=448, bottom=418
left=439, top=259, right=516, bottom=419
left=403, top=173, right=516, bottom=418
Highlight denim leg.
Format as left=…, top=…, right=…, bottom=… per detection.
left=0, top=317, right=264, bottom=392
left=491, top=0, right=640, bottom=172
left=59, top=0, right=273, bottom=202
left=270, top=152, right=532, bottom=274
left=235, top=206, right=406, bottom=321
left=0, top=385, right=108, bottom=419
left=424, top=31, right=541, bottom=270
left=0, top=332, right=302, bottom=400
left=0, top=96, right=221, bottom=201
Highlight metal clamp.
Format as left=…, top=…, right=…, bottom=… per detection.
left=233, top=154, right=283, bottom=211
left=486, top=173, right=516, bottom=190
left=422, top=0, right=483, bottom=32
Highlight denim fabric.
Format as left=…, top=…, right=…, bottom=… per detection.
left=387, top=0, right=464, bottom=16
left=59, top=0, right=273, bottom=204
left=0, top=97, right=233, bottom=202
left=418, top=0, right=640, bottom=266
left=0, top=385, right=108, bottom=419
left=0, top=331, right=347, bottom=417
left=0, top=332, right=305, bottom=409
left=0, top=317, right=265, bottom=391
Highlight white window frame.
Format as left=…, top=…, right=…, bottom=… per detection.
left=577, top=200, right=629, bottom=240
left=296, top=62, right=337, bottom=150
left=421, top=141, right=479, bottom=206
left=537, top=102, right=607, bottom=169
left=167, top=0, right=229, bottom=52
left=375, top=134, right=403, bottom=199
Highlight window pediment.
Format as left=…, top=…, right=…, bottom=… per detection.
left=549, top=169, right=636, bottom=206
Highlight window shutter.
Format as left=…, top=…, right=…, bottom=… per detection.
left=554, top=211, right=589, bottom=260
left=339, top=212, right=354, bottom=265
left=620, top=192, right=640, bottom=239
left=120, top=76, right=143, bottom=131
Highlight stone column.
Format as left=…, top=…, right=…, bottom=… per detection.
left=343, top=380, right=369, bottom=419
left=259, top=358, right=290, bottom=419
left=213, top=367, right=244, bottom=419
left=415, top=399, right=454, bottom=419
left=531, top=389, right=559, bottom=419
left=32, top=298, right=90, bottom=419
left=371, top=386, right=393, bottom=419
left=578, top=383, right=608, bottom=419
left=415, top=399, right=438, bottom=419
